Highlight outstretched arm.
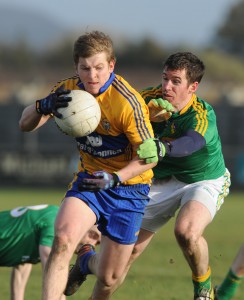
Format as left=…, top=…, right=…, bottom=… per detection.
left=39, top=245, right=52, bottom=270
left=11, top=263, right=32, bottom=300
left=137, top=130, right=206, bottom=163
left=19, top=85, right=71, bottom=132
left=78, top=155, right=156, bottom=191
left=19, top=103, right=50, bottom=132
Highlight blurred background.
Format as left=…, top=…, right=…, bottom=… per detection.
left=1, top=0, right=244, bottom=190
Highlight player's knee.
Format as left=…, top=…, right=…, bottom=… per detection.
left=174, top=225, right=197, bottom=249
left=52, top=235, right=68, bottom=254
left=52, top=234, right=74, bottom=255
left=97, top=272, right=119, bottom=289
left=130, top=243, right=142, bottom=262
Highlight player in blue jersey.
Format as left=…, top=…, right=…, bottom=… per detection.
left=107, top=52, right=230, bottom=300
left=19, top=31, right=155, bottom=300
left=0, top=204, right=101, bottom=300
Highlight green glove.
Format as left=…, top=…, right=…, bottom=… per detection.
left=148, top=98, right=174, bottom=122
left=150, top=98, right=174, bottom=111
left=137, top=138, right=166, bottom=164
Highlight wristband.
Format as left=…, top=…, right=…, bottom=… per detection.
left=36, top=100, right=42, bottom=114
left=112, top=172, right=122, bottom=186
left=162, top=141, right=172, bottom=155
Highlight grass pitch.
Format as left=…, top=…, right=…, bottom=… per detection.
left=0, top=188, right=243, bottom=299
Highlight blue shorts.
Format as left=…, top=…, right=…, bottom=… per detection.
left=66, top=172, right=150, bottom=244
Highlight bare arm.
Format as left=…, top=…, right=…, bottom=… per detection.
left=10, top=245, right=54, bottom=300
left=115, top=143, right=157, bottom=182
left=79, top=154, right=156, bottom=192
left=19, top=103, right=50, bottom=132
left=11, top=264, right=32, bottom=300
left=19, top=85, right=72, bottom=132
left=39, top=245, right=52, bottom=270
left=116, top=154, right=156, bottom=183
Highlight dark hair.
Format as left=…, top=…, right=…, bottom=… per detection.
left=73, top=31, right=116, bottom=65
left=163, top=52, right=205, bottom=83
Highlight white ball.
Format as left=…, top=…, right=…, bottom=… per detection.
left=54, top=90, right=101, bottom=137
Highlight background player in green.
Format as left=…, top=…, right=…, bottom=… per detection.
left=131, top=52, right=231, bottom=300
left=0, top=204, right=101, bottom=300
left=215, top=244, right=244, bottom=299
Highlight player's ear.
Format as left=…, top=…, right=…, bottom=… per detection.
left=109, top=59, right=116, bottom=72
left=189, top=81, right=198, bottom=93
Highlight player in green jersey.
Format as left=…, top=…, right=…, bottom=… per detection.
left=131, top=52, right=231, bottom=300
left=0, top=204, right=101, bottom=300
left=215, top=244, right=244, bottom=299
left=65, top=52, right=231, bottom=300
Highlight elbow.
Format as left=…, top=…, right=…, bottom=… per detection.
left=19, top=119, right=30, bottom=132
left=19, top=118, right=36, bottom=132
left=18, top=104, right=41, bottom=132
left=19, top=119, right=26, bottom=132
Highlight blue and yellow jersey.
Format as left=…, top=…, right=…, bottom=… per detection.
left=141, top=85, right=226, bottom=183
left=52, top=73, right=154, bottom=185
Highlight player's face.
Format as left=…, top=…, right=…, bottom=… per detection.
left=76, top=52, right=115, bottom=96
left=161, top=68, right=198, bottom=112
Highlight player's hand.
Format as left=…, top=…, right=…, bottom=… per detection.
left=78, top=171, right=121, bottom=192
left=137, top=138, right=166, bottom=163
left=148, top=98, right=174, bottom=122
left=36, top=85, right=71, bottom=118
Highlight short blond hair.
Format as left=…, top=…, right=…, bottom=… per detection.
left=73, top=31, right=116, bottom=65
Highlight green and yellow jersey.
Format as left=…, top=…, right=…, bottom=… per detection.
left=141, top=85, right=226, bottom=183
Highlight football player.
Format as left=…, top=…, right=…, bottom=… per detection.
left=106, top=52, right=231, bottom=300
left=19, top=30, right=156, bottom=300
left=0, top=204, right=101, bottom=300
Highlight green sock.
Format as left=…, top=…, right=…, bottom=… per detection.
left=217, top=268, right=243, bottom=300
left=193, top=277, right=211, bottom=294
left=192, top=267, right=212, bottom=294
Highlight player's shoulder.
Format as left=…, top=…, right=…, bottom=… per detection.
left=42, top=205, right=59, bottom=218
left=141, top=84, right=162, bottom=93
left=51, top=75, right=80, bottom=92
left=33, top=205, right=59, bottom=225
left=191, top=96, right=217, bottom=128
left=45, top=205, right=59, bottom=212
left=113, top=74, right=141, bottom=95
left=195, top=96, right=216, bottom=114
left=140, top=84, right=162, bottom=100
left=195, top=95, right=212, bottom=107
left=27, top=204, right=59, bottom=217
left=112, top=74, right=145, bottom=107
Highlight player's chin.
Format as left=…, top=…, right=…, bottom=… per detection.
left=85, top=85, right=100, bottom=96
